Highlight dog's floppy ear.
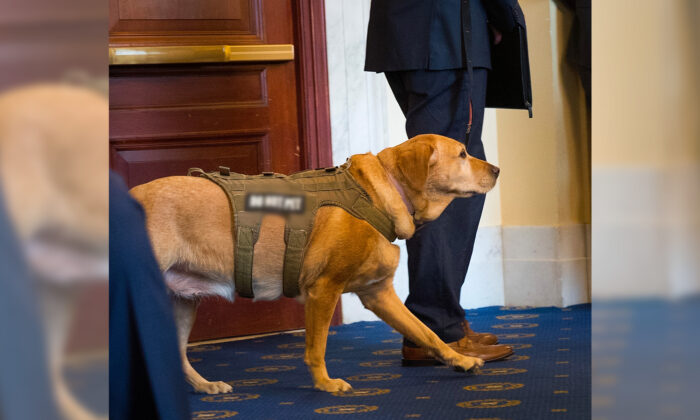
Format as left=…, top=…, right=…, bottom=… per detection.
left=350, top=154, right=415, bottom=239
left=394, top=140, right=436, bottom=192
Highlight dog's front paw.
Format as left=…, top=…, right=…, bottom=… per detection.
left=314, top=378, right=352, bottom=393
left=195, top=380, right=233, bottom=394
left=452, top=355, right=484, bottom=373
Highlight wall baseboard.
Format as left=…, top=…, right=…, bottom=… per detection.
left=499, top=224, right=591, bottom=307
left=460, top=225, right=505, bottom=308
left=462, top=224, right=590, bottom=309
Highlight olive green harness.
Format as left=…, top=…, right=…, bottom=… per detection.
left=188, top=163, right=396, bottom=298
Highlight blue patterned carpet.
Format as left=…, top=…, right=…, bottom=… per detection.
left=187, top=304, right=590, bottom=419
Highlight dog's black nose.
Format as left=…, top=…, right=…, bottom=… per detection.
left=491, top=166, right=500, bottom=177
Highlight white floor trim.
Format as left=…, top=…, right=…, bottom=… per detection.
left=501, top=224, right=591, bottom=307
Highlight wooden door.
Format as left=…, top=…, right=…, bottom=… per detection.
left=109, top=0, right=340, bottom=341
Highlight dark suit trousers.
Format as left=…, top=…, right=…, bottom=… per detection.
left=385, top=68, right=488, bottom=344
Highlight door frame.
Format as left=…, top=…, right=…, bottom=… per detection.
left=292, top=0, right=342, bottom=325
left=293, top=0, right=333, bottom=170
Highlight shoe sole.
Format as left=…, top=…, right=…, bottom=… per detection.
left=485, top=348, right=514, bottom=362
left=402, top=348, right=514, bottom=366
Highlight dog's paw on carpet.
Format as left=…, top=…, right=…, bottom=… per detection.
left=313, top=377, right=352, bottom=393
left=194, top=380, right=232, bottom=395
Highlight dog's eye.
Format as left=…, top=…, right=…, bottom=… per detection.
left=459, top=150, right=467, bottom=159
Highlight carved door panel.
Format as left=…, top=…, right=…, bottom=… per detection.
left=109, top=0, right=338, bottom=341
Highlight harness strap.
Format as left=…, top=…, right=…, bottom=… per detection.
left=189, top=167, right=258, bottom=298
left=234, top=225, right=257, bottom=298
left=350, top=198, right=396, bottom=243
left=187, top=168, right=206, bottom=177
left=282, top=229, right=308, bottom=297
left=231, top=193, right=261, bottom=298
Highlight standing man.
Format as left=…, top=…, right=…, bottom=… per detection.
left=365, top=0, right=532, bottom=364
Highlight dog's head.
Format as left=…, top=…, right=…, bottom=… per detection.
left=378, top=134, right=499, bottom=223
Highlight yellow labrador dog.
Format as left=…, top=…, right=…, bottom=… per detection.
left=131, top=134, right=500, bottom=394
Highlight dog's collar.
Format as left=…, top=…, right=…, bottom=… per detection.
left=386, top=171, right=415, bottom=217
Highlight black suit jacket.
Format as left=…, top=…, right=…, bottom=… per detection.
left=365, top=0, right=533, bottom=115
left=364, top=0, right=492, bottom=71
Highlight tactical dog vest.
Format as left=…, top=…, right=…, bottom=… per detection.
left=188, top=163, right=397, bottom=298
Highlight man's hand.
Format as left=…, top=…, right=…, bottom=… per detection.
left=489, top=24, right=503, bottom=45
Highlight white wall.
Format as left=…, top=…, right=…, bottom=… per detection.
left=591, top=0, right=700, bottom=299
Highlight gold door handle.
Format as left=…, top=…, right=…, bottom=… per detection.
left=109, top=44, right=294, bottom=65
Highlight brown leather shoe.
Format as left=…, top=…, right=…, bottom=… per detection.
left=463, top=320, right=499, bottom=345
left=449, top=336, right=513, bottom=361
left=402, top=337, right=513, bottom=366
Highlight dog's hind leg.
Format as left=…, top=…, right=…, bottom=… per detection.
left=358, top=283, right=483, bottom=373
left=172, top=297, right=232, bottom=394
left=303, top=279, right=351, bottom=393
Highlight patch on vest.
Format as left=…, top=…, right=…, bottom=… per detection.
left=245, top=193, right=306, bottom=214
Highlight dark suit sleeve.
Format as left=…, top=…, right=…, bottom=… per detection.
left=109, top=172, right=191, bottom=420
left=482, top=0, right=521, bottom=32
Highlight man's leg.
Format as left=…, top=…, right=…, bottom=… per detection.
left=386, top=68, right=488, bottom=344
